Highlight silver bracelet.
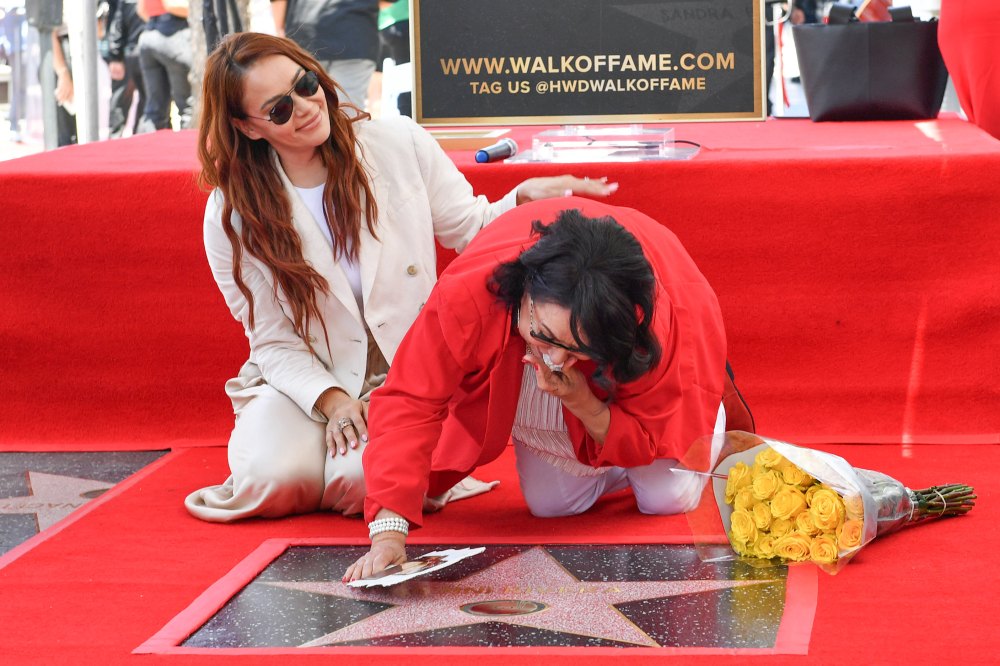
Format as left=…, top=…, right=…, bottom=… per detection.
left=368, top=516, right=409, bottom=539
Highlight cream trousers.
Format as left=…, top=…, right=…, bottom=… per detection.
left=184, top=382, right=499, bottom=522
left=185, top=383, right=368, bottom=521
left=186, top=325, right=498, bottom=522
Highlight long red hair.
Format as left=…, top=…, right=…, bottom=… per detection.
left=197, top=32, right=377, bottom=352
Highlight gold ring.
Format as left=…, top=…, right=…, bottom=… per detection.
left=336, top=417, right=353, bottom=430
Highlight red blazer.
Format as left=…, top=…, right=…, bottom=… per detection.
left=363, top=198, right=727, bottom=525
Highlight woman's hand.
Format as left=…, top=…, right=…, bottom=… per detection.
left=523, top=352, right=611, bottom=442
left=55, top=69, right=74, bottom=105
left=108, top=61, right=126, bottom=81
left=523, top=351, right=589, bottom=402
left=515, top=175, right=618, bottom=205
left=343, top=531, right=407, bottom=583
left=315, top=388, right=369, bottom=456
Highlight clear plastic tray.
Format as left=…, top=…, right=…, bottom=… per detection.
left=507, top=125, right=698, bottom=163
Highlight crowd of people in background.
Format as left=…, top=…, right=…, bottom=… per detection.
left=0, top=0, right=410, bottom=147
left=0, top=1, right=997, bottom=147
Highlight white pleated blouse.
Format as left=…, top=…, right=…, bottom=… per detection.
left=511, top=352, right=610, bottom=478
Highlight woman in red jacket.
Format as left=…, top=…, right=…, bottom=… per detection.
left=344, top=198, right=752, bottom=582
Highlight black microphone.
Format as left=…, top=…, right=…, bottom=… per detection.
left=475, top=138, right=518, bottom=163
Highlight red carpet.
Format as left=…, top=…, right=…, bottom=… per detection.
left=0, top=443, right=995, bottom=664
left=1, top=118, right=998, bottom=450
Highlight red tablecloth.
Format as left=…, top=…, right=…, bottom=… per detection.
left=1, top=117, right=997, bottom=448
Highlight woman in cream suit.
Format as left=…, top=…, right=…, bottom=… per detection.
left=185, top=33, right=616, bottom=522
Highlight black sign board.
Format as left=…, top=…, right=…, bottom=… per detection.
left=413, top=0, right=764, bottom=125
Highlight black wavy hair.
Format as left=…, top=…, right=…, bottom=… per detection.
left=489, top=208, right=662, bottom=387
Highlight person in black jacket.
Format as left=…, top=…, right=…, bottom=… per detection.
left=202, top=0, right=243, bottom=52
left=102, top=0, right=146, bottom=137
left=270, top=0, right=379, bottom=110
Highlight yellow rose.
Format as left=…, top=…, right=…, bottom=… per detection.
left=752, top=534, right=777, bottom=558
left=837, top=519, right=864, bottom=550
left=843, top=494, right=865, bottom=521
left=754, top=447, right=785, bottom=469
left=809, top=534, right=839, bottom=565
left=770, top=486, right=808, bottom=520
left=810, top=488, right=846, bottom=532
left=773, top=532, right=813, bottom=562
left=725, top=462, right=753, bottom=503
left=795, top=510, right=820, bottom=536
left=734, top=487, right=756, bottom=512
left=752, top=502, right=772, bottom=530
left=778, top=461, right=814, bottom=488
left=730, top=537, right=751, bottom=556
left=770, top=517, right=793, bottom=537
left=752, top=470, right=783, bottom=501
left=730, top=509, right=758, bottom=545
left=805, top=484, right=822, bottom=505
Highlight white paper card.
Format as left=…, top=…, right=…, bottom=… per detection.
left=347, top=547, right=486, bottom=588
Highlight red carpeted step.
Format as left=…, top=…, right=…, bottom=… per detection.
left=1, top=120, right=998, bottom=450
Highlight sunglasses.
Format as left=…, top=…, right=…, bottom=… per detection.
left=248, top=69, right=321, bottom=125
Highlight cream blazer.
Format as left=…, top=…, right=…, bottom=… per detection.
left=204, top=116, right=517, bottom=419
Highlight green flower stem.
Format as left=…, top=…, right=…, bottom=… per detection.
left=910, top=484, right=976, bottom=521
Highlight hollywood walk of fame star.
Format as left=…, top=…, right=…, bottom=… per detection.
left=0, top=472, right=111, bottom=531
left=268, top=546, right=780, bottom=647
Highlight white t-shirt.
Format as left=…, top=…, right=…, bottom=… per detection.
left=296, top=184, right=364, bottom=314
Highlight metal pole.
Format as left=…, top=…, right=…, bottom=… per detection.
left=38, top=26, right=58, bottom=149
left=65, top=0, right=99, bottom=143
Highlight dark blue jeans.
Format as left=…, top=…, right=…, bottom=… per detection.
left=137, top=19, right=192, bottom=132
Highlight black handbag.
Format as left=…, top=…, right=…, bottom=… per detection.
left=791, top=10, right=949, bottom=121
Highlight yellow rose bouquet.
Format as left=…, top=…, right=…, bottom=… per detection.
left=681, top=431, right=976, bottom=573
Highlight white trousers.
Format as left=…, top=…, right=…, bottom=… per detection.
left=513, top=403, right=727, bottom=518
left=185, top=384, right=366, bottom=522
left=184, top=382, right=497, bottom=523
